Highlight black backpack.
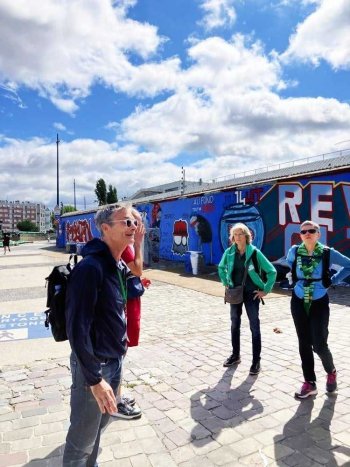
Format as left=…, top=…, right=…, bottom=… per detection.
left=251, top=249, right=268, bottom=283
left=44, top=255, right=78, bottom=342
left=291, top=246, right=331, bottom=288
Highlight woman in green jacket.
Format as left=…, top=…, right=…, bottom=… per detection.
left=218, top=223, right=276, bottom=374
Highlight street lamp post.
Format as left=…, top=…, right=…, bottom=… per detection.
left=56, top=134, right=60, bottom=206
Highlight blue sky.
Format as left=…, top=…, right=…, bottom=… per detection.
left=0, top=0, right=350, bottom=209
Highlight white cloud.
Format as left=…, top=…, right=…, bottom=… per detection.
left=117, top=33, right=350, bottom=180
left=0, top=136, right=186, bottom=208
left=199, top=0, right=237, bottom=30
left=1, top=3, right=350, bottom=209
left=0, top=0, right=163, bottom=113
left=282, top=0, right=350, bottom=69
left=53, top=123, right=67, bottom=132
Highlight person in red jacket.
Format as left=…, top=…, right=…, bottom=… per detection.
left=111, top=208, right=149, bottom=419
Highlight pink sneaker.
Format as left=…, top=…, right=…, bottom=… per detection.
left=295, top=381, right=318, bottom=399
left=326, top=370, right=337, bottom=393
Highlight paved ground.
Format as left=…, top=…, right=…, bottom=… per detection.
left=0, top=242, right=349, bottom=467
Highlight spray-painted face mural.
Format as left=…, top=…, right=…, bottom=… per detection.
left=190, top=214, right=213, bottom=262
left=220, top=203, right=264, bottom=251
left=66, top=218, right=94, bottom=243
left=172, top=219, right=189, bottom=255
left=151, top=203, right=162, bottom=228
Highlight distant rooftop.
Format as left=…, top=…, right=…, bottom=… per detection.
left=128, top=180, right=203, bottom=200
left=127, top=148, right=350, bottom=204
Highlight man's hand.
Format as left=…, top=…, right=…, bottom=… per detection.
left=253, top=290, right=267, bottom=301
left=90, top=379, right=117, bottom=414
left=134, top=222, right=145, bottom=248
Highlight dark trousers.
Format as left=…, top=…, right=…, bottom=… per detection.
left=230, top=291, right=261, bottom=363
left=291, top=292, right=335, bottom=382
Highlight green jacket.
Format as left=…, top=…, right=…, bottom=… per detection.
left=218, top=243, right=277, bottom=293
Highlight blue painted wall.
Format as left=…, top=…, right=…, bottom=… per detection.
left=58, top=171, right=350, bottom=264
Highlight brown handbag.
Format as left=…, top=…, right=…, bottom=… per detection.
left=224, top=260, right=249, bottom=304
left=224, top=285, right=244, bottom=304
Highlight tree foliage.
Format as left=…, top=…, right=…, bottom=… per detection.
left=95, top=179, right=118, bottom=206
left=17, top=219, right=39, bottom=232
left=62, top=205, right=76, bottom=213
left=107, top=184, right=118, bottom=204
left=95, top=178, right=107, bottom=206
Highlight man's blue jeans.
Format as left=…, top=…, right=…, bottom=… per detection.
left=63, top=353, right=122, bottom=467
left=230, top=290, right=261, bottom=363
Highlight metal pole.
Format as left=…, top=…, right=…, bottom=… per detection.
left=56, top=134, right=60, bottom=206
left=73, top=179, right=76, bottom=210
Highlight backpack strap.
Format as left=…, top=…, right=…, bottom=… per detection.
left=250, top=249, right=265, bottom=304
left=68, top=254, right=78, bottom=271
left=291, top=245, right=300, bottom=284
left=251, top=249, right=259, bottom=275
left=321, top=246, right=331, bottom=287
left=292, top=244, right=331, bottom=287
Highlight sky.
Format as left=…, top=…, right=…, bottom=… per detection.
left=1, top=0, right=350, bottom=210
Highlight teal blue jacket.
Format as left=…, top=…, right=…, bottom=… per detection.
left=218, top=243, right=277, bottom=293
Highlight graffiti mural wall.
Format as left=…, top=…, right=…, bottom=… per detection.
left=58, top=171, right=350, bottom=265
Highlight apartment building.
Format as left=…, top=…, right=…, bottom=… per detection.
left=0, top=200, right=51, bottom=232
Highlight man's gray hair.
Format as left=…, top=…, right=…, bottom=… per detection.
left=94, top=203, right=130, bottom=235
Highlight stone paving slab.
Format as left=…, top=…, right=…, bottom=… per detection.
left=0, top=242, right=349, bottom=466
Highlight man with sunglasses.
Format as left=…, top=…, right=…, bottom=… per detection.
left=286, top=220, right=350, bottom=399
left=63, top=204, right=138, bottom=466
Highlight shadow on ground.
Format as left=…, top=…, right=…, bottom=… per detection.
left=190, top=367, right=263, bottom=446
left=273, top=394, right=350, bottom=466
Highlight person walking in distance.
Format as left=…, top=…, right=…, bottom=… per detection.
left=218, top=223, right=276, bottom=375
left=287, top=220, right=350, bottom=399
left=63, top=204, right=137, bottom=466
left=2, top=232, right=11, bottom=254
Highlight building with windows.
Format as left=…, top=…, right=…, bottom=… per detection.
left=0, top=200, right=51, bottom=232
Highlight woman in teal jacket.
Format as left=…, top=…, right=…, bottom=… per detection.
left=218, top=223, right=276, bottom=375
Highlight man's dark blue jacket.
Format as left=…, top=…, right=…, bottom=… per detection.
left=65, top=238, right=127, bottom=386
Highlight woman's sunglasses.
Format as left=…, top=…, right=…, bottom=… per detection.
left=300, top=228, right=318, bottom=235
left=111, top=219, right=138, bottom=227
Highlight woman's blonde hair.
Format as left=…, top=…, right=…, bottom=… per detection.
left=229, top=222, right=252, bottom=244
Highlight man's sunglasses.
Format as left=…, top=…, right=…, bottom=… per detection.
left=300, top=228, right=318, bottom=235
left=111, top=219, right=138, bottom=227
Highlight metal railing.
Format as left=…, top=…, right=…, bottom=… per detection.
left=209, top=148, right=350, bottom=184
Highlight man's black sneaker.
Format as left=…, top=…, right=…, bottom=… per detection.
left=121, top=395, right=136, bottom=406
left=111, top=402, right=142, bottom=419
left=223, top=355, right=241, bottom=367
left=249, top=361, right=261, bottom=375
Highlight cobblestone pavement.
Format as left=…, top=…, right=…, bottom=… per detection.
left=0, top=243, right=350, bottom=467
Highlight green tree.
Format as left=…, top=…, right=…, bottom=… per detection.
left=95, top=178, right=107, bottom=206
left=17, top=219, right=39, bottom=232
left=107, top=184, right=118, bottom=204
left=62, top=205, right=76, bottom=214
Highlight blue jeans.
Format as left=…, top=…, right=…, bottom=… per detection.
left=230, top=290, right=261, bottom=363
left=291, top=292, right=335, bottom=382
left=63, top=353, right=122, bottom=466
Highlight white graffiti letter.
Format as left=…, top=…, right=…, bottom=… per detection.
left=311, top=183, right=333, bottom=231
left=279, top=184, right=302, bottom=225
